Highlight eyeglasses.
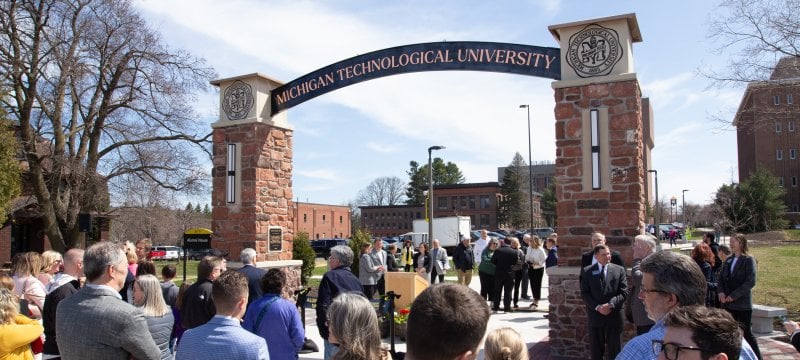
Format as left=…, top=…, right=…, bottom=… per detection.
left=639, top=286, right=668, bottom=295
left=652, top=340, right=714, bottom=360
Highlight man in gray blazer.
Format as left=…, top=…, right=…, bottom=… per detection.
left=56, top=241, right=160, bottom=360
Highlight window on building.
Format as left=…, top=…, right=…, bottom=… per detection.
left=303, top=214, right=307, bottom=222
left=451, top=196, right=458, bottom=209
left=793, top=204, right=799, bottom=212
left=480, top=195, right=491, bottom=209
left=469, top=196, right=476, bottom=209
left=438, top=196, right=448, bottom=210
left=340, top=215, right=343, bottom=224
left=777, top=149, right=783, bottom=160
left=460, top=196, right=468, bottom=208
left=779, top=177, right=784, bottom=187
left=416, top=212, right=422, bottom=219
left=790, top=122, right=796, bottom=132
left=776, top=122, right=782, bottom=132
left=322, top=214, right=326, bottom=223
left=788, top=94, right=794, bottom=104
left=480, top=214, right=490, bottom=227
left=774, top=95, right=781, bottom=105
left=793, top=177, right=798, bottom=187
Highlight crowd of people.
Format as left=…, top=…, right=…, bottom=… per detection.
left=0, top=229, right=795, bottom=360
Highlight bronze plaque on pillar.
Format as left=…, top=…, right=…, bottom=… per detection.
left=269, top=227, right=283, bottom=252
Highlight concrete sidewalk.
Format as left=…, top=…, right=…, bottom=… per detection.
left=299, top=271, right=551, bottom=360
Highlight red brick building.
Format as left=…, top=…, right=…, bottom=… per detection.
left=359, top=182, right=543, bottom=237
left=292, top=202, right=351, bottom=239
left=734, top=57, right=800, bottom=224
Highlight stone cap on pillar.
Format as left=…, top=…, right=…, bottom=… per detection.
left=210, top=73, right=292, bottom=130
left=549, top=13, right=642, bottom=86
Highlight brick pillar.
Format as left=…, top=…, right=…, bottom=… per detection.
left=209, top=74, right=301, bottom=291
left=211, top=123, right=294, bottom=262
left=547, top=14, right=646, bottom=358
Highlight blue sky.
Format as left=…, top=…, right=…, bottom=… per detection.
left=136, top=0, right=744, bottom=207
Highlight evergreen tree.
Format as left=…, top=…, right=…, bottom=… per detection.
left=405, top=158, right=466, bottom=205
left=292, top=232, right=316, bottom=285
left=498, top=153, right=528, bottom=229
left=713, top=168, right=787, bottom=233
left=541, top=181, right=557, bottom=227
left=203, top=204, right=211, bottom=214
left=194, top=203, right=202, bottom=213
left=185, top=202, right=193, bottom=212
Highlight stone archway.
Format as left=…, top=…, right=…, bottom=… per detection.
left=209, top=13, right=646, bottom=358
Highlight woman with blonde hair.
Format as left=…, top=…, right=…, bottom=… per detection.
left=525, top=236, right=547, bottom=310
left=484, top=327, right=528, bottom=360
left=132, top=274, right=174, bottom=360
left=327, top=292, right=388, bottom=360
left=11, top=252, right=46, bottom=319
left=0, top=288, right=44, bottom=359
left=38, top=250, right=63, bottom=292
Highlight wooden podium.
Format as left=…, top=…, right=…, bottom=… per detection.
left=385, top=272, right=429, bottom=309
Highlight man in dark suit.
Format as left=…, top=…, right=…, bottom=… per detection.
left=491, top=238, right=519, bottom=313
left=580, top=232, right=625, bottom=269
left=56, top=242, right=160, bottom=360
left=317, top=245, right=364, bottom=359
left=580, top=244, right=628, bottom=360
left=42, top=249, right=84, bottom=358
left=237, top=247, right=267, bottom=308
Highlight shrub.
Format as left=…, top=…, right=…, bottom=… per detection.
left=292, top=232, right=316, bottom=285
left=349, top=228, right=372, bottom=274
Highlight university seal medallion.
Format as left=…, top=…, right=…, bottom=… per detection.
left=222, top=80, right=254, bottom=120
left=566, top=24, right=622, bottom=78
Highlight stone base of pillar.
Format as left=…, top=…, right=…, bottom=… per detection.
left=227, top=259, right=303, bottom=299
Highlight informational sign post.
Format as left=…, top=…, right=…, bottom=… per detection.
left=182, top=228, right=213, bottom=282
left=268, top=227, right=283, bottom=252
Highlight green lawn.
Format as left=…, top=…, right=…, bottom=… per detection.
left=750, top=245, right=800, bottom=318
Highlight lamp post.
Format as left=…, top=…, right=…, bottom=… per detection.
left=670, top=196, right=677, bottom=223
left=520, top=104, right=534, bottom=230
left=428, top=145, right=446, bottom=249
left=682, top=189, right=689, bottom=227
left=647, top=169, right=659, bottom=225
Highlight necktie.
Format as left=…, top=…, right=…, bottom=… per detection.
left=600, top=265, right=606, bottom=281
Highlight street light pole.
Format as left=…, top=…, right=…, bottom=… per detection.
left=428, top=145, right=445, bottom=249
left=647, top=169, right=659, bottom=224
left=520, top=104, right=534, bottom=230
left=682, top=189, right=689, bottom=227
left=670, top=196, right=677, bottom=223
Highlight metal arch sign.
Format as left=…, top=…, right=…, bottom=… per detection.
left=271, top=41, right=561, bottom=114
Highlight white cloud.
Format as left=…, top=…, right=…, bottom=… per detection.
left=366, top=142, right=399, bottom=153
left=295, top=169, right=340, bottom=181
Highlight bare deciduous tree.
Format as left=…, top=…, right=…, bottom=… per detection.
left=356, top=176, right=406, bottom=206
left=0, top=0, right=215, bottom=251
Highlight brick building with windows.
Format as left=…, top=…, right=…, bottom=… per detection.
left=292, top=202, right=351, bottom=239
left=359, top=204, right=425, bottom=238
left=359, top=182, right=543, bottom=237
left=734, top=56, right=800, bottom=224
left=497, top=163, right=555, bottom=194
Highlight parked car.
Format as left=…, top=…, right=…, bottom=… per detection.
left=310, top=238, right=349, bottom=259
left=186, top=248, right=229, bottom=260
left=658, top=223, right=683, bottom=241
left=530, top=227, right=555, bottom=240
left=470, top=230, right=506, bottom=241
left=150, top=246, right=181, bottom=260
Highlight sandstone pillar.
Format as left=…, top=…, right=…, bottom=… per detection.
left=547, top=14, right=646, bottom=357
left=210, top=73, right=301, bottom=287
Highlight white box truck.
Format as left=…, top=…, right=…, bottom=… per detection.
left=410, top=216, right=471, bottom=250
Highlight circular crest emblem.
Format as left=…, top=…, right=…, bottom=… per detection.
left=566, top=24, right=622, bottom=78
left=222, top=80, right=254, bottom=120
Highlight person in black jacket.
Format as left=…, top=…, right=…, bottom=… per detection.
left=491, top=239, right=519, bottom=313
left=385, top=244, right=399, bottom=272
left=42, top=248, right=84, bottom=358
left=703, top=232, right=722, bottom=272
left=316, top=245, right=365, bottom=359
left=580, top=232, right=625, bottom=269
left=453, top=235, right=475, bottom=286
left=180, top=256, right=224, bottom=329
left=236, top=248, right=267, bottom=309
left=718, top=233, right=762, bottom=360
